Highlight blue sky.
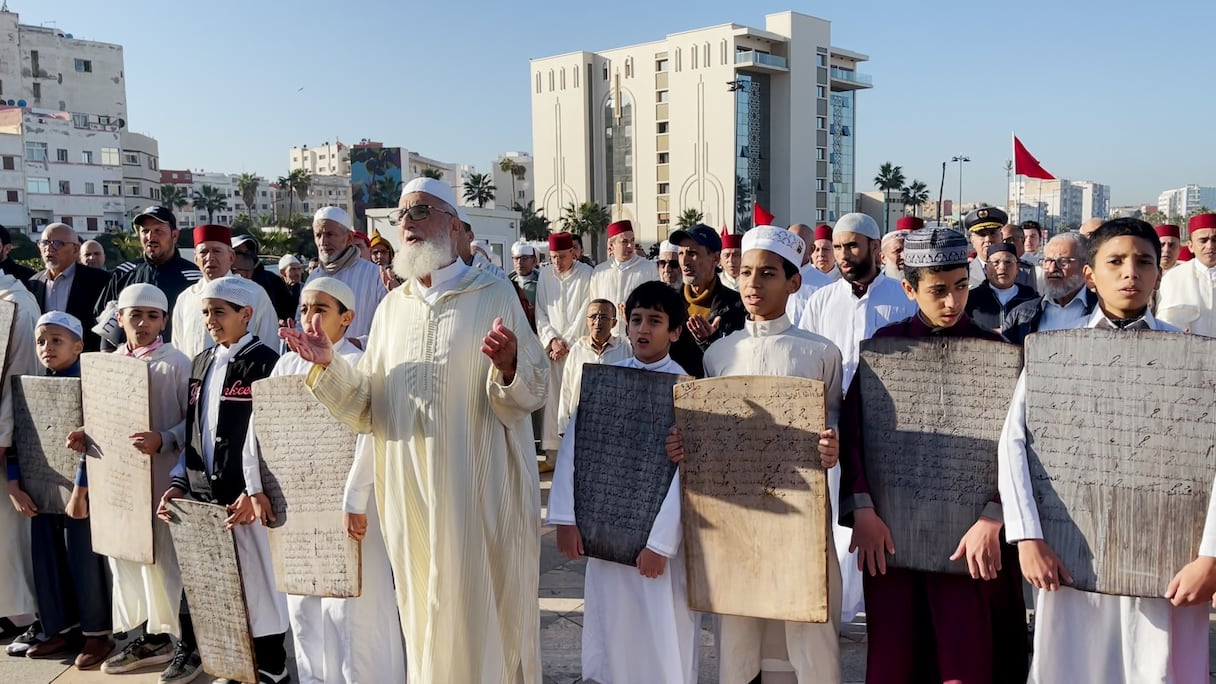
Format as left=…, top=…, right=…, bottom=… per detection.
left=24, top=0, right=1216, bottom=207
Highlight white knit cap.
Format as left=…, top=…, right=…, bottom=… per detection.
left=313, top=206, right=351, bottom=231
left=659, top=240, right=678, bottom=255
left=36, top=311, right=83, bottom=340
left=742, top=225, right=806, bottom=269
left=278, top=254, right=302, bottom=270
left=117, top=283, right=169, bottom=312
left=834, top=212, right=881, bottom=241
left=470, top=239, right=488, bottom=253
left=200, top=276, right=259, bottom=309
left=511, top=241, right=535, bottom=257
left=301, top=276, right=357, bottom=312
left=400, top=177, right=458, bottom=212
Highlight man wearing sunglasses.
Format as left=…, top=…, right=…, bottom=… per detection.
left=657, top=240, right=681, bottom=289
left=28, top=223, right=110, bottom=351
left=303, top=206, right=385, bottom=339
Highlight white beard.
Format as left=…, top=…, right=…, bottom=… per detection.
left=393, top=236, right=454, bottom=282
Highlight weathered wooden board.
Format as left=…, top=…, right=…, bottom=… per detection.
left=675, top=375, right=829, bottom=623
left=13, top=376, right=83, bottom=514
left=252, top=375, right=361, bottom=597
left=1025, top=329, right=1216, bottom=596
left=857, top=337, right=1023, bottom=574
left=167, top=499, right=257, bottom=683
left=0, top=300, right=14, bottom=388
left=572, top=364, right=690, bottom=566
left=81, top=352, right=153, bottom=563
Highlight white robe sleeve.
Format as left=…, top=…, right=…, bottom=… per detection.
left=1156, top=266, right=1200, bottom=331
left=343, top=434, right=375, bottom=514
left=241, top=420, right=263, bottom=495
left=253, top=288, right=281, bottom=347
left=546, top=414, right=578, bottom=526
left=307, top=352, right=374, bottom=434
left=486, top=297, right=549, bottom=425
left=1199, top=472, right=1216, bottom=558
left=535, top=273, right=559, bottom=348
left=997, top=373, right=1042, bottom=541
left=645, top=470, right=683, bottom=558
left=823, top=344, right=844, bottom=431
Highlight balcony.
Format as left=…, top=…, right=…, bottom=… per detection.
left=735, top=50, right=788, bottom=72
left=830, top=66, right=872, bottom=90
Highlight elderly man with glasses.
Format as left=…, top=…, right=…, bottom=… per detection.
left=303, top=206, right=386, bottom=339
left=28, top=223, right=110, bottom=351
left=1002, top=231, right=1096, bottom=345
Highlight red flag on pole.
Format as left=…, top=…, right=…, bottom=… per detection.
left=754, top=203, right=775, bottom=226
left=1013, top=135, right=1055, bottom=180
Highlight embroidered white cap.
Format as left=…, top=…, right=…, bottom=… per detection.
left=301, top=276, right=357, bottom=312
left=36, top=311, right=83, bottom=340
left=742, top=225, right=806, bottom=269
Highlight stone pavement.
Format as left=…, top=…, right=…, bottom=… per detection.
left=4, top=469, right=1215, bottom=683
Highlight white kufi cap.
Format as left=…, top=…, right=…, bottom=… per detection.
left=117, top=283, right=169, bottom=312
left=400, top=177, right=458, bottom=212
left=36, top=311, right=83, bottom=340
left=742, top=225, right=806, bottom=269
left=278, top=254, right=302, bottom=270
left=200, top=276, right=259, bottom=309
left=301, top=276, right=357, bottom=312
left=313, top=206, right=351, bottom=230
left=511, top=241, right=535, bottom=257
left=833, top=212, right=881, bottom=241
left=659, top=240, right=678, bottom=255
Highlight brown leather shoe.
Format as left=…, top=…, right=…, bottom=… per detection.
left=74, top=636, right=114, bottom=670
left=25, top=633, right=79, bottom=659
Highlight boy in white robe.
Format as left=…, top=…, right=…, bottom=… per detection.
left=548, top=280, right=699, bottom=684
left=243, top=277, right=405, bottom=684
left=667, top=225, right=845, bottom=684
left=68, top=284, right=194, bottom=681
left=998, top=218, right=1216, bottom=683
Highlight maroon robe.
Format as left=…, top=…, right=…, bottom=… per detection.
left=838, top=312, right=1028, bottom=684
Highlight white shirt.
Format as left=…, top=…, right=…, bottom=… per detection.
left=200, top=333, right=255, bottom=475
left=415, top=259, right=470, bottom=305
left=786, top=264, right=836, bottom=328
left=1037, top=287, right=1091, bottom=333
left=992, top=283, right=1018, bottom=307
left=536, top=261, right=593, bottom=348
left=1157, top=258, right=1216, bottom=337
left=589, top=254, right=659, bottom=336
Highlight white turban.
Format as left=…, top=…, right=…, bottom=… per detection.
left=301, top=276, right=357, bottom=312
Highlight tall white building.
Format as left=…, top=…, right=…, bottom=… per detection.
left=161, top=170, right=286, bottom=227
left=1157, top=185, right=1216, bottom=220
left=120, top=131, right=160, bottom=218
left=289, top=141, right=350, bottom=177
left=491, top=151, right=534, bottom=210
left=1010, top=178, right=1109, bottom=229
left=530, top=10, right=872, bottom=245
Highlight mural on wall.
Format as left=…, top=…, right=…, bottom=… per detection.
left=350, top=146, right=402, bottom=231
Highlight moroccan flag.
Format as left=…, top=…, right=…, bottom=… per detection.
left=1013, top=135, right=1055, bottom=180
left=754, top=203, right=775, bottom=226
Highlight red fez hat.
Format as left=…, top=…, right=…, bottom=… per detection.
left=1154, top=224, right=1181, bottom=239
left=1189, top=213, right=1216, bottom=233
left=1179, top=246, right=1194, bottom=261
left=192, top=224, right=231, bottom=247
left=896, top=216, right=924, bottom=232
left=720, top=227, right=742, bottom=250
left=548, top=232, right=574, bottom=252
left=352, top=231, right=370, bottom=246
left=607, top=220, right=633, bottom=238
left=813, top=224, right=832, bottom=242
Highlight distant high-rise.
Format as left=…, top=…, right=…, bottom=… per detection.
left=1157, top=185, right=1216, bottom=220
left=1010, top=178, right=1109, bottom=230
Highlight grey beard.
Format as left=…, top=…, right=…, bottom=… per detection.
left=1043, top=274, right=1084, bottom=301
left=393, top=236, right=455, bottom=282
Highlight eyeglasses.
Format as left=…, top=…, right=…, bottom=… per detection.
left=658, top=259, right=679, bottom=267
left=38, top=239, right=78, bottom=249
left=387, top=204, right=455, bottom=224
left=1041, top=257, right=1080, bottom=268
left=586, top=314, right=614, bottom=321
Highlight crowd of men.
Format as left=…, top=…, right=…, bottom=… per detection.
left=0, top=176, right=1213, bottom=684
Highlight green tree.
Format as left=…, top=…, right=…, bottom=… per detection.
left=160, top=184, right=190, bottom=212
left=191, top=184, right=228, bottom=224
left=900, top=180, right=930, bottom=218
left=276, top=176, right=293, bottom=220
left=236, top=173, right=261, bottom=225
left=369, top=178, right=403, bottom=208
left=560, top=201, right=610, bottom=261
left=232, top=213, right=253, bottom=233
left=421, top=167, right=444, bottom=180
left=288, top=169, right=312, bottom=210
left=513, top=201, right=550, bottom=241
left=498, top=158, right=527, bottom=206
left=463, top=172, right=496, bottom=208
left=873, top=162, right=906, bottom=232
left=676, top=208, right=704, bottom=228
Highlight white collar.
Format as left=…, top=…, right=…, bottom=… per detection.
left=215, top=332, right=254, bottom=361
left=745, top=314, right=793, bottom=337
left=633, top=354, right=674, bottom=371
left=611, top=254, right=641, bottom=271
left=415, top=258, right=467, bottom=292
left=1085, top=306, right=1160, bottom=330
left=1043, top=287, right=1088, bottom=310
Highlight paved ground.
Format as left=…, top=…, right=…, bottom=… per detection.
left=2, top=469, right=1213, bottom=683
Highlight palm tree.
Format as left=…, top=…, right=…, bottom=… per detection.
left=236, top=173, right=260, bottom=226
left=369, top=178, right=403, bottom=208
left=276, top=176, right=292, bottom=221
left=421, top=168, right=444, bottom=180
left=899, top=180, right=931, bottom=218
left=463, top=172, right=496, bottom=208
left=288, top=169, right=312, bottom=212
left=191, top=185, right=228, bottom=224
left=498, top=158, right=527, bottom=206
left=873, top=162, right=906, bottom=232
left=560, top=201, right=611, bottom=261
left=513, top=201, right=550, bottom=241
left=160, top=184, right=190, bottom=213
left=676, top=208, right=704, bottom=228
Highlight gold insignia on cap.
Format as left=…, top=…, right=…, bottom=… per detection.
left=978, top=209, right=988, bottom=219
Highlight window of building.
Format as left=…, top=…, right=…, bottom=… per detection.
left=102, top=181, right=121, bottom=196
left=72, top=113, right=87, bottom=128
left=58, top=180, right=71, bottom=194
left=151, top=187, right=159, bottom=199
left=624, top=61, right=632, bottom=78
left=27, top=178, right=50, bottom=193
left=573, top=66, right=580, bottom=88
left=25, top=141, right=48, bottom=162
left=101, top=148, right=119, bottom=165
left=817, top=54, right=827, bottom=67
left=657, top=212, right=670, bottom=225
left=816, top=209, right=826, bottom=221
left=98, top=116, right=111, bottom=125
left=148, top=157, right=158, bottom=170
left=31, top=82, right=39, bottom=100
left=657, top=121, right=669, bottom=134
left=123, top=152, right=140, bottom=165
left=55, top=148, right=68, bottom=162
left=1, top=156, right=12, bottom=170
left=75, top=59, right=93, bottom=73
left=603, top=64, right=609, bottom=80
left=658, top=152, right=669, bottom=164
left=657, top=90, right=669, bottom=103
left=816, top=147, right=826, bottom=161
left=817, top=116, right=826, bottom=130
left=104, top=219, right=120, bottom=231
left=84, top=182, right=95, bottom=194
left=817, top=85, right=826, bottom=98
left=4, top=190, right=16, bottom=202
left=657, top=182, right=669, bottom=195
left=656, top=58, right=668, bottom=72
left=817, top=178, right=826, bottom=191
left=81, top=150, right=94, bottom=164
left=87, top=217, right=98, bottom=231
left=549, top=70, right=554, bottom=91
left=61, top=216, right=73, bottom=227
left=535, top=72, right=541, bottom=93
left=604, top=91, right=634, bottom=204
left=127, top=184, right=139, bottom=196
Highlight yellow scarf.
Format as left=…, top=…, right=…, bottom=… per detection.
left=685, top=281, right=716, bottom=319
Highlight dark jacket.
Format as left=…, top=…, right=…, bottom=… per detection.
left=1002, top=287, right=1097, bottom=346
left=1, top=257, right=36, bottom=288
left=251, top=263, right=297, bottom=322
left=670, top=276, right=746, bottom=378
left=93, top=254, right=202, bottom=345
left=964, top=282, right=1038, bottom=334
left=29, top=264, right=111, bottom=351
left=171, top=338, right=278, bottom=507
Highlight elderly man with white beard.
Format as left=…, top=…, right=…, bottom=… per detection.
left=1002, top=231, right=1096, bottom=345
left=281, top=176, right=548, bottom=684
left=302, top=206, right=386, bottom=339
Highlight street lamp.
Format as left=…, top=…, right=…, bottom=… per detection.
left=951, top=155, right=970, bottom=226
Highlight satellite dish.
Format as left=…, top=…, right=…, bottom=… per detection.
left=6, top=100, right=14, bottom=106
left=116, top=118, right=126, bottom=128
left=15, top=100, right=23, bottom=107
